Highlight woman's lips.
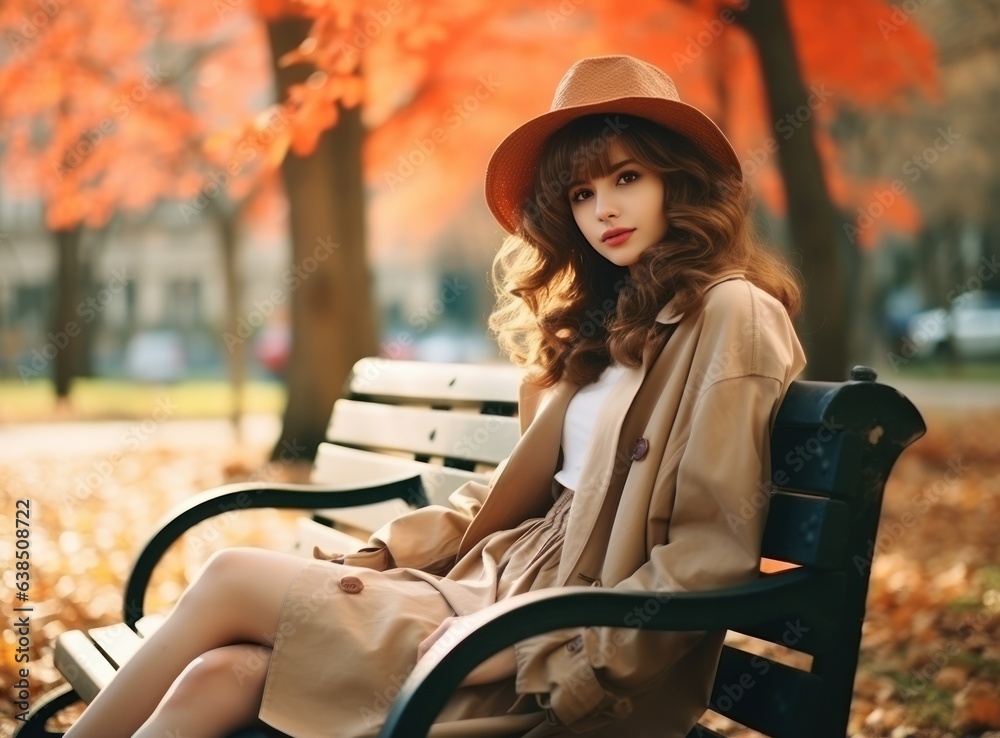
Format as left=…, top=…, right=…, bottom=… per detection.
left=603, top=229, right=635, bottom=247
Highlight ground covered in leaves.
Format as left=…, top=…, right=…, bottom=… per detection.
left=1, top=406, right=998, bottom=737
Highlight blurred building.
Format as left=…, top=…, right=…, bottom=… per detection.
left=0, top=192, right=503, bottom=383
left=0, top=195, right=284, bottom=381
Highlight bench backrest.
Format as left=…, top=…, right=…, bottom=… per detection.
left=703, top=367, right=925, bottom=737
left=312, top=358, right=522, bottom=534
left=312, top=358, right=926, bottom=738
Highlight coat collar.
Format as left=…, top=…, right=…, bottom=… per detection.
left=654, top=269, right=747, bottom=325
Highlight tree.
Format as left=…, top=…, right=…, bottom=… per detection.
left=261, top=8, right=379, bottom=461
left=0, top=0, right=198, bottom=395
left=0, top=0, right=281, bottom=424
left=248, top=0, right=566, bottom=461
left=730, top=0, right=937, bottom=378
left=733, top=1, right=851, bottom=378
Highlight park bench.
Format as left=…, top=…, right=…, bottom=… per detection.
left=17, top=356, right=926, bottom=738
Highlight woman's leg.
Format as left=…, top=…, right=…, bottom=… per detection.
left=132, top=644, right=271, bottom=738
left=64, top=547, right=308, bottom=738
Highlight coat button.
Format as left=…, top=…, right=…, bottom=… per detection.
left=631, top=437, right=649, bottom=461
left=340, top=576, right=364, bottom=594
left=566, top=635, right=584, bottom=654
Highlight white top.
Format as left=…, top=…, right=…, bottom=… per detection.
left=553, top=362, right=628, bottom=493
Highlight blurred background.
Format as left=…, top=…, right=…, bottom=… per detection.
left=1, top=1, right=999, bottom=736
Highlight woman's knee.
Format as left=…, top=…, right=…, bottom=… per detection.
left=179, top=548, right=264, bottom=608
left=203, top=546, right=262, bottom=580
left=164, top=645, right=271, bottom=708
left=175, top=547, right=304, bottom=641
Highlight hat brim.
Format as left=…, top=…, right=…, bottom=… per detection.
left=484, top=98, right=741, bottom=234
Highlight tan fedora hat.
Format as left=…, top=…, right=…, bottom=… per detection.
left=484, top=54, right=741, bottom=234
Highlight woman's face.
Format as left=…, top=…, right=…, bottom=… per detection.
left=567, top=139, right=668, bottom=275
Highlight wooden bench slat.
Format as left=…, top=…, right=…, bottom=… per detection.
left=724, top=573, right=847, bottom=658
left=313, top=497, right=414, bottom=538
left=310, top=443, right=493, bottom=534
left=327, top=400, right=519, bottom=466
left=293, top=517, right=367, bottom=557
left=761, top=492, right=851, bottom=569
left=348, top=358, right=522, bottom=406
left=313, top=443, right=491, bottom=505
left=135, top=614, right=166, bottom=639
left=710, top=645, right=822, bottom=738
left=53, top=630, right=118, bottom=703
left=54, top=618, right=167, bottom=708
left=769, top=426, right=863, bottom=498
left=310, top=443, right=427, bottom=532
left=773, top=378, right=926, bottom=450
left=732, top=613, right=836, bottom=659
left=88, top=622, right=145, bottom=669
left=685, top=726, right=727, bottom=738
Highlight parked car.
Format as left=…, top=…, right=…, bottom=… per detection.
left=904, top=290, right=1000, bottom=359
left=124, top=329, right=186, bottom=382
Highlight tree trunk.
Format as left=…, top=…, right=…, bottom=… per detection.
left=852, top=246, right=876, bottom=367
left=76, top=253, right=96, bottom=377
left=75, top=229, right=106, bottom=379
left=266, top=17, right=379, bottom=463
left=217, top=210, right=245, bottom=437
left=51, top=226, right=83, bottom=399
left=735, top=1, right=850, bottom=380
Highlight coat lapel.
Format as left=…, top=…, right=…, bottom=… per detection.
left=456, top=379, right=578, bottom=558
left=556, top=326, right=673, bottom=581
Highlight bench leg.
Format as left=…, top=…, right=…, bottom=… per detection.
left=12, top=684, right=79, bottom=738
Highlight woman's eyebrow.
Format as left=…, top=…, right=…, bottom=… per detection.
left=568, top=158, right=639, bottom=189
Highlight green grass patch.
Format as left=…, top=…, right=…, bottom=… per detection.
left=892, top=358, right=1000, bottom=382
left=978, top=564, right=1000, bottom=590
left=874, top=668, right=954, bottom=728
left=947, top=597, right=985, bottom=613
left=949, top=564, right=1000, bottom=612
left=0, top=378, right=286, bottom=421
left=909, top=686, right=955, bottom=728
left=949, top=652, right=1000, bottom=678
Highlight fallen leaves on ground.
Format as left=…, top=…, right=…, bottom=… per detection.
left=0, top=406, right=998, bottom=737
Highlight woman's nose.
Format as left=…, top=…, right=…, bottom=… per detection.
left=594, top=187, right=619, bottom=221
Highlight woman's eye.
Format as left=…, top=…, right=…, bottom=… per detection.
left=618, top=170, right=640, bottom=185
left=570, top=189, right=592, bottom=203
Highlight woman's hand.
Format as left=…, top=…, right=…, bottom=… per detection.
left=416, top=616, right=460, bottom=662
left=417, top=616, right=517, bottom=687
left=311, top=545, right=344, bottom=563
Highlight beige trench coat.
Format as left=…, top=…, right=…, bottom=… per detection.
left=260, top=271, right=807, bottom=737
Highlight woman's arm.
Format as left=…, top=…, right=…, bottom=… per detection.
left=316, top=473, right=500, bottom=574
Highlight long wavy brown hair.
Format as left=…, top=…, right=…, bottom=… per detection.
left=488, top=114, right=803, bottom=388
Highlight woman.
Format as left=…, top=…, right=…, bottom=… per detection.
left=64, top=54, right=807, bottom=738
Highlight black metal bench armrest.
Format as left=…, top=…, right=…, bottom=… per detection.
left=123, top=474, right=424, bottom=627
left=378, top=567, right=842, bottom=738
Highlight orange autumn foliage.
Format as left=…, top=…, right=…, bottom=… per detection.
left=287, top=0, right=939, bottom=249
left=0, top=0, right=939, bottom=249
left=0, top=0, right=283, bottom=232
